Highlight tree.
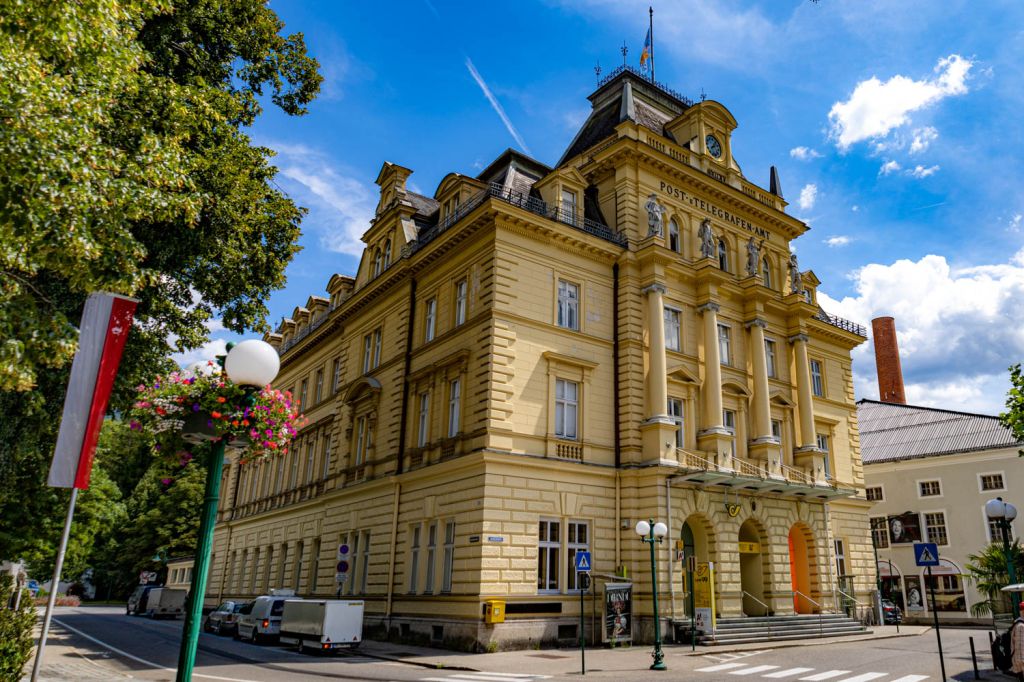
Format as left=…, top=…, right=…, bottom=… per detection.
left=0, top=574, right=35, bottom=682
left=964, top=541, right=1024, bottom=617
left=1000, top=363, right=1024, bottom=456
left=0, top=0, right=320, bottom=571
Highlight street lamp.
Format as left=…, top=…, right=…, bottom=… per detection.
left=176, top=340, right=278, bottom=682
left=985, top=497, right=1019, bottom=609
left=636, top=519, right=668, bottom=671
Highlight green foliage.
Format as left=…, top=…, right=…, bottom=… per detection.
left=964, top=540, right=1024, bottom=617
left=0, top=574, right=36, bottom=682
left=1000, top=363, right=1024, bottom=456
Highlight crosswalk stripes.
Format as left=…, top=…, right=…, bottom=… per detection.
left=696, top=662, right=753, bottom=672
left=694, top=661, right=928, bottom=682
left=420, top=673, right=552, bottom=682
left=730, top=665, right=782, bottom=675
left=763, top=668, right=815, bottom=678
left=799, top=672, right=851, bottom=681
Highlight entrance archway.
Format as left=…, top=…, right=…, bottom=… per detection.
left=787, top=523, right=817, bottom=613
left=739, top=519, right=768, bottom=616
left=681, top=514, right=713, bottom=617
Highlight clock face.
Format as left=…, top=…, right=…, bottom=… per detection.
left=706, top=135, right=723, bottom=159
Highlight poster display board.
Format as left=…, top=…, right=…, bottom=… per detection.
left=887, top=512, right=922, bottom=543
left=603, top=582, right=632, bottom=644
left=694, top=561, right=716, bottom=633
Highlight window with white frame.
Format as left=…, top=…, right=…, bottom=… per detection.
left=555, top=378, right=579, bottom=440
left=537, top=519, right=560, bottom=593
left=425, top=298, right=437, bottom=342
left=834, top=538, right=847, bottom=576
left=373, top=249, right=382, bottom=277
left=762, top=257, right=772, bottom=289
left=924, top=512, right=948, bottom=546
left=765, top=339, right=777, bottom=378
left=331, top=358, right=342, bottom=394
left=315, top=369, right=324, bottom=404
left=866, top=486, right=883, bottom=501
left=417, top=392, right=430, bottom=447
left=305, top=441, right=315, bottom=484
left=362, top=334, right=372, bottom=374
left=771, top=419, right=782, bottom=442
left=561, top=188, right=577, bottom=219
left=299, top=379, right=308, bottom=408
left=810, top=359, right=824, bottom=397
left=665, top=307, right=681, bottom=351
left=718, top=324, right=731, bottom=365
left=289, top=448, right=300, bottom=488
left=919, top=480, right=941, bottom=497
left=566, top=521, right=590, bottom=591
left=668, top=398, right=684, bottom=448
left=817, top=433, right=830, bottom=478
left=372, top=329, right=382, bottom=368
left=442, top=520, right=456, bottom=593
left=408, top=525, right=421, bottom=593
left=322, top=435, right=332, bottom=478
left=980, top=473, right=1005, bottom=491
left=383, top=240, right=392, bottom=269
left=455, top=279, right=467, bottom=325
left=718, top=238, right=728, bottom=271
left=668, top=219, right=680, bottom=252
left=723, top=409, right=736, bottom=456
left=447, top=378, right=461, bottom=437
left=354, top=416, right=368, bottom=465
left=870, top=517, right=889, bottom=548
left=557, top=280, right=579, bottom=330
left=425, top=522, right=437, bottom=594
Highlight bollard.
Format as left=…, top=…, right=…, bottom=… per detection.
left=969, top=636, right=980, bottom=680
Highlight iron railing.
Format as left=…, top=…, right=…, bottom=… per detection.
left=595, top=64, right=694, bottom=107
left=793, top=590, right=824, bottom=637
left=813, top=309, right=867, bottom=337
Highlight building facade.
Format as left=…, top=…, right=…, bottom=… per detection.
left=861, top=399, right=1023, bottom=623
left=206, top=67, right=873, bottom=648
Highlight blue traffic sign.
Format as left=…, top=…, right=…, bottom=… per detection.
left=914, top=542, right=939, bottom=567
left=574, top=551, right=592, bottom=572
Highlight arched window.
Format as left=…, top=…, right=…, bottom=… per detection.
left=668, top=219, right=681, bottom=253
left=762, top=257, right=772, bottom=289
left=383, top=240, right=392, bottom=269
left=373, top=248, right=382, bottom=277
left=718, top=238, right=729, bottom=272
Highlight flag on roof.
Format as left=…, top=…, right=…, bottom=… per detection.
left=640, top=27, right=652, bottom=71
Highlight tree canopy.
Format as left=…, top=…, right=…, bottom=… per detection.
left=1000, top=363, right=1024, bottom=456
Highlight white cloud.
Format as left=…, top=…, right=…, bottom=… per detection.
left=790, top=146, right=822, bottom=161
left=171, top=338, right=229, bottom=370
left=828, top=54, right=973, bottom=150
left=825, top=235, right=851, bottom=247
left=1010, top=214, right=1023, bottom=232
left=879, top=160, right=901, bottom=176
left=909, top=126, right=938, bottom=154
left=908, top=164, right=940, bottom=178
left=851, top=205, right=859, bottom=212
left=798, top=183, right=818, bottom=211
left=465, top=58, right=531, bottom=155
left=817, top=250, right=1024, bottom=414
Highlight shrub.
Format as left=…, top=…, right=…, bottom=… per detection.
left=0, top=574, right=36, bottom=682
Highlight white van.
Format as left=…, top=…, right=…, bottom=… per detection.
left=236, top=590, right=294, bottom=643
left=280, top=599, right=363, bottom=653
left=143, top=587, right=187, bottom=619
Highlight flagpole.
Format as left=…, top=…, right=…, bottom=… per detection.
left=30, top=487, right=79, bottom=682
left=649, top=6, right=654, bottom=82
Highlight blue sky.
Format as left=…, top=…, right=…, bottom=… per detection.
left=182, top=0, right=1024, bottom=416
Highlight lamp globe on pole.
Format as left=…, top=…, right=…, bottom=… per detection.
left=986, top=496, right=1020, bottom=608
left=653, top=522, right=668, bottom=538
left=637, top=517, right=667, bottom=671
left=224, top=339, right=280, bottom=387
left=635, top=520, right=651, bottom=537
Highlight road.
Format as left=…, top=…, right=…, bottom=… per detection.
left=39, top=606, right=1005, bottom=682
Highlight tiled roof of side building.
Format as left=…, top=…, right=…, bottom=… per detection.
left=857, top=398, right=1021, bottom=463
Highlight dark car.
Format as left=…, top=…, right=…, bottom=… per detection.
left=203, top=601, right=247, bottom=635
left=881, top=599, right=903, bottom=624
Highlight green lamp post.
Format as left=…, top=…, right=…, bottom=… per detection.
left=636, top=518, right=668, bottom=671
left=986, top=497, right=1020, bottom=609
left=175, top=340, right=279, bottom=682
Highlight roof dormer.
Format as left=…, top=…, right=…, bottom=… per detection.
left=665, top=100, right=741, bottom=176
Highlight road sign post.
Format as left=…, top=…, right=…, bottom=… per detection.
left=915, top=542, right=945, bottom=682
left=574, top=551, right=591, bottom=675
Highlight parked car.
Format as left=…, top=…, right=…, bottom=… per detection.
left=142, top=587, right=187, bottom=619
left=127, top=585, right=156, bottom=616
left=881, top=599, right=903, bottom=624
left=280, top=599, right=364, bottom=653
left=203, top=601, right=247, bottom=635
left=236, top=595, right=289, bottom=643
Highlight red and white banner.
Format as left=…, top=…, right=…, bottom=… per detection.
left=48, top=292, right=138, bottom=489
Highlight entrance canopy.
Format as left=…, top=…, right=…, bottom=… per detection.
left=674, top=452, right=857, bottom=500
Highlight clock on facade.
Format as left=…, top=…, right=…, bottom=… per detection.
left=706, top=135, right=722, bottom=159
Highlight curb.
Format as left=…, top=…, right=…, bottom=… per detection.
left=675, top=629, right=929, bottom=656
left=355, top=647, right=481, bottom=672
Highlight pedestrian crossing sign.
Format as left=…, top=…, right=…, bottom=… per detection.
left=914, top=542, right=939, bottom=566
left=574, top=550, right=592, bottom=572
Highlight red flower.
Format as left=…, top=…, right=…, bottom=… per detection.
left=216, top=396, right=226, bottom=403
left=211, top=411, right=222, bottom=419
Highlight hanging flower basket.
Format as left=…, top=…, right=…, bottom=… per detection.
left=131, top=364, right=305, bottom=461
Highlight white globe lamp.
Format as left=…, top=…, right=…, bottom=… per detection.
left=224, top=339, right=280, bottom=388
left=635, top=520, right=651, bottom=537
left=653, top=522, right=668, bottom=538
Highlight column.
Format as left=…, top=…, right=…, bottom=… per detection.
left=789, top=334, right=817, bottom=449
left=640, top=283, right=678, bottom=463
left=698, top=302, right=723, bottom=427
left=745, top=320, right=772, bottom=441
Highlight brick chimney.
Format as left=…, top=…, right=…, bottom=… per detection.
left=871, top=316, right=906, bottom=404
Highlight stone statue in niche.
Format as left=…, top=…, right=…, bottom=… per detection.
left=698, top=218, right=715, bottom=258
left=645, top=193, right=666, bottom=237
left=745, top=237, right=763, bottom=278
left=789, top=252, right=802, bottom=294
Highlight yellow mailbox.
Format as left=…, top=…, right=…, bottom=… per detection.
left=483, top=599, right=506, bottom=624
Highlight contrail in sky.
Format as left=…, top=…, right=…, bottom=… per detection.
left=464, top=57, right=532, bottom=155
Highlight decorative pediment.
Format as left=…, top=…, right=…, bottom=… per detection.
left=667, top=365, right=700, bottom=384
left=722, top=380, right=751, bottom=397
left=344, top=376, right=382, bottom=404
left=770, top=391, right=795, bottom=408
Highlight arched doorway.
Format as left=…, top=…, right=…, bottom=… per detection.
left=681, top=514, right=713, bottom=617
left=739, top=519, right=768, bottom=616
left=788, top=523, right=817, bottom=613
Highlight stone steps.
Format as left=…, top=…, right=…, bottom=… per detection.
left=673, top=613, right=870, bottom=645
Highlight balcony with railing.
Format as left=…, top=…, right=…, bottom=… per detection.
left=673, top=449, right=853, bottom=499
left=813, top=309, right=867, bottom=337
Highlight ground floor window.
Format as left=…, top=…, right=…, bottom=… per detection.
left=923, top=573, right=967, bottom=612
left=538, top=519, right=560, bottom=593
left=566, top=521, right=589, bottom=592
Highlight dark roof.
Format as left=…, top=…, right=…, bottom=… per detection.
left=406, top=191, right=439, bottom=217
left=857, top=399, right=1020, bottom=464
left=476, top=148, right=551, bottom=186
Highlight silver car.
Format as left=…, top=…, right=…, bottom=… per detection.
left=203, top=601, right=246, bottom=635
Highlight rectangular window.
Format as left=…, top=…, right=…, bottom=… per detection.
left=817, top=434, right=831, bottom=478
left=372, top=329, right=382, bottom=368
left=299, top=379, right=308, bottom=409
left=289, top=448, right=300, bottom=489
left=924, top=512, right=948, bottom=546
left=425, top=522, right=438, bottom=594
left=555, top=378, right=579, bottom=440
left=322, top=435, right=332, bottom=479
left=834, top=539, right=847, bottom=577
left=771, top=419, right=782, bottom=442
left=668, top=219, right=680, bottom=253
left=557, top=280, right=579, bottom=330
left=723, top=409, right=736, bottom=455
left=668, top=398, right=684, bottom=448
left=331, top=358, right=342, bottom=394
left=417, top=392, right=430, bottom=447
left=765, top=339, right=777, bottom=378
left=718, top=324, right=731, bottom=366
left=870, top=517, right=889, bottom=549
left=442, top=520, right=456, bottom=593
left=537, top=519, right=560, bottom=593
left=314, top=369, right=324, bottom=404
left=408, top=525, right=421, bottom=593
left=425, top=298, right=437, bottom=342
left=981, top=473, right=1005, bottom=491
left=354, top=416, right=367, bottom=465
left=305, top=441, right=316, bottom=484
left=919, top=480, right=941, bottom=497
left=275, top=452, right=286, bottom=493
left=810, top=359, right=824, bottom=397
left=362, top=334, right=372, bottom=374
left=665, top=308, right=681, bottom=352
left=866, top=486, right=883, bottom=501
left=447, top=378, right=461, bottom=438
left=455, top=279, right=467, bottom=326
left=566, top=521, right=589, bottom=592
left=561, top=188, right=577, bottom=220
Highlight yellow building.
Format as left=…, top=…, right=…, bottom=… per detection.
left=207, top=67, right=872, bottom=648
